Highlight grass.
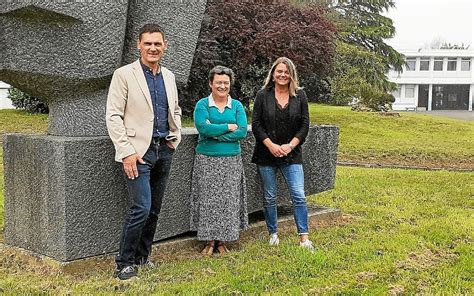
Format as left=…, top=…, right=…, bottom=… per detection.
left=1, top=167, right=472, bottom=294
left=0, top=109, right=48, bottom=135
left=0, top=107, right=472, bottom=294
left=310, top=105, right=474, bottom=169
left=1, top=106, right=471, bottom=169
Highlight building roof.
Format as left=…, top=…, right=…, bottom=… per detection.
left=0, top=81, right=12, bottom=89
left=401, top=48, right=474, bottom=58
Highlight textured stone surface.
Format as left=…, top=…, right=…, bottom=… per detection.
left=3, top=135, right=68, bottom=259
left=4, top=126, right=339, bottom=261
left=0, top=2, right=127, bottom=81
left=47, top=89, right=109, bottom=136
left=122, top=0, right=208, bottom=85
left=0, top=1, right=207, bottom=136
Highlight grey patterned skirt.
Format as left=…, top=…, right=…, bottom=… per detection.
left=190, top=153, right=248, bottom=241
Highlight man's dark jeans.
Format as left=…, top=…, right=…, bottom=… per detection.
left=115, top=140, right=174, bottom=268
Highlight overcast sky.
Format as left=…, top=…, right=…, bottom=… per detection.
left=385, top=0, right=473, bottom=50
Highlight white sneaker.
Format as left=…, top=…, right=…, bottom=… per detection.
left=269, top=233, right=280, bottom=246
left=299, top=239, right=315, bottom=251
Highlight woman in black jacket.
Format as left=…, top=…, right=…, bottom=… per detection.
left=251, top=57, right=314, bottom=250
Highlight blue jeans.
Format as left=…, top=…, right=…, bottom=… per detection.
left=258, top=164, right=309, bottom=235
left=115, top=141, right=174, bottom=268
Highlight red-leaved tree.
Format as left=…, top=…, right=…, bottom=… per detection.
left=180, top=0, right=336, bottom=115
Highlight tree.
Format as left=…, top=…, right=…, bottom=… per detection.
left=180, top=0, right=336, bottom=115
left=310, top=0, right=402, bottom=110
left=330, top=41, right=396, bottom=108
left=425, top=36, right=446, bottom=49
left=8, top=88, right=49, bottom=114
left=440, top=43, right=470, bottom=50
left=328, top=0, right=404, bottom=71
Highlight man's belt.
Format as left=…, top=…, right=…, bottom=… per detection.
left=152, top=137, right=167, bottom=145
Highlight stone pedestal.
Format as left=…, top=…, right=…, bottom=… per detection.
left=1, top=0, right=340, bottom=263
left=3, top=126, right=338, bottom=261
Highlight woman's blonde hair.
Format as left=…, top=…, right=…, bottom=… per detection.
left=262, top=57, right=300, bottom=96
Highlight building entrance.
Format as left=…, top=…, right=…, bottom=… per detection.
left=432, top=85, right=469, bottom=110
left=418, top=85, right=429, bottom=108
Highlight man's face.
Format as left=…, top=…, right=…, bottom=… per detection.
left=137, top=32, right=167, bottom=67
left=209, top=74, right=231, bottom=99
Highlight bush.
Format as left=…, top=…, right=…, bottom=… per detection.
left=301, top=75, right=332, bottom=103
left=8, top=88, right=49, bottom=114
left=180, top=0, right=336, bottom=116
left=351, top=85, right=395, bottom=112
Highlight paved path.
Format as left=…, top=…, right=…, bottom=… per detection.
left=412, top=110, right=474, bottom=121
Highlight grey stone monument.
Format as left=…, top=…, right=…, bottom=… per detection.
left=1, top=1, right=339, bottom=261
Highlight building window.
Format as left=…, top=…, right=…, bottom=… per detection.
left=419, top=58, right=430, bottom=71
left=434, top=57, right=443, bottom=71
left=447, top=58, right=457, bottom=71
left=392, top=86, right=401, bottom=98
left=461, top=58, right=471, bottom=71
left=405, top=85, right=415, bottom=98
left=406, top=58, right=416, bottom=71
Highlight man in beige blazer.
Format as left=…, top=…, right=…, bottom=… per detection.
left=106, top=23, right=181, bottom=280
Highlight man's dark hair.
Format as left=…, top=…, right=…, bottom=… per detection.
left=208, top=65, right=235, bottom=85
left=138, top=23, right=165, bottom=41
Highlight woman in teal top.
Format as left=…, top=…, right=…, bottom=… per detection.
left=190, top=66, right=248, bottom=255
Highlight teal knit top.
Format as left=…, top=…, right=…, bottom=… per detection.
left=193, top=96, right=248, bottom=156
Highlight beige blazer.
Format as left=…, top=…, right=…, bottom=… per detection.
left=106, top=59, right=182, bottom=162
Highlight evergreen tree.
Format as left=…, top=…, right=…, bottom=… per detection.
left=328, top=0, right=404, bottom=71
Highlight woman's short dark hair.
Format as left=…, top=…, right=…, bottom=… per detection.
left=208, top=65, right=235, bottom=85
left=138, top=23, right=165, bottom=41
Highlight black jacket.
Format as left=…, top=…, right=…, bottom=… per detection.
left=251, top=86, right=309, bottom=165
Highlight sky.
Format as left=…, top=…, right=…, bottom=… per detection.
left=385, top=0, right=474, bottom=51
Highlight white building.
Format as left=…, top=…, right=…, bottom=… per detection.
left=388, top=49, right=474, bottom=111
left=0, top=81, right=14, bottom=109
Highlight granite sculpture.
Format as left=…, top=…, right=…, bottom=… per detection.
left=1, top=1, right=339, bottom=261
left=0, top=1, right=207, bottom=135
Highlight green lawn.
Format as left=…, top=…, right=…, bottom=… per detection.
left=0, top=109, right=48, bottom=135
left=310, top=105, right=474, bottom=169
left=0, top=107, right=472, bottom=294
left=1, top=167, right=472, bottom=294
left=0, top=106, right=472, bottom=169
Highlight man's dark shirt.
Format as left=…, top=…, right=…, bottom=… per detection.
left=141, top=62, right=169, bottom=139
